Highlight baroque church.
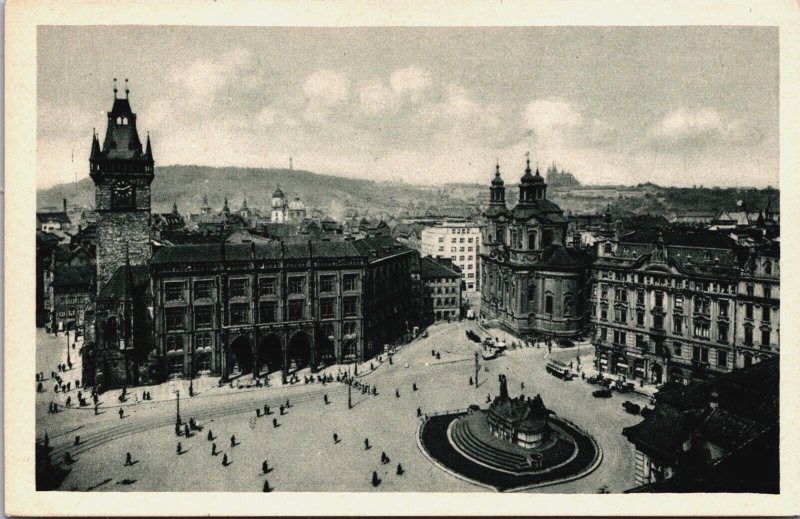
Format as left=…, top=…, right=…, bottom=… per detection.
left=480, top=157, right=592, bottom=338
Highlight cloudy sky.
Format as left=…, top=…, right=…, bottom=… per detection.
left=37, top=26, right=778, bottom=189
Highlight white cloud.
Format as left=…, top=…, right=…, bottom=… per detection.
left=647, top=108, right=762, bottom=149
left=358, top=78, right=395, bottom=115
left=389, top=66, right=432, bottom=99
left=302, top=69, right=349, bottom=105
left=524, top=98, right=583, bottom=137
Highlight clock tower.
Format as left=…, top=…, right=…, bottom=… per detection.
left=90, top=80, right=155, bottom=292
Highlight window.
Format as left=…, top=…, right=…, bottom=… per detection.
left=637, top=290, right=645, bottom=305
left=197, top=333, right=212, bottom=349
left=693, top=319, right=710, bottom=339
left=761, top=329, right=771, bottom=348
left=229, top=303, right=250, bottom=325
left=343, top=274, right=359, bottom=291
left=165, top=282, right=184, bottom=302
left=288, top=300, right=305, bottom=320
left=166, top=335, right=183, bottom=352
left=259, top=277, right=276, bottom=296
left=344, top=321, right=357, bottom=336
left=744, top=326, right=753, bottom=345
left=459, top=238, right=464, bottom=243
left=692, top=346, right=709, bottom=363
left=319, top=275, right=335, bottom=294
left=746, top=284, right=754, bottom=296
left=614, top=288, right=626, bottom=302
left=528, top=231, right=537, bottom=250
left=600, top=305, right=608, bottom=321
left=527, top=285, right=536, bottom=302
left=320, top=298, right=336, bottom=319
left=614, top=307, right=627, bottom=324
left=288, top=277, right=305, bottom=295
left=168, top=356, right=183, bottom=376
left=195, top=281, right=213, bottom=300
left=718, top=350, right=728, bottom=368
left=564, top=295, right=573, bottom=317
left=613, top=330, right=626, bottom=346
left=259, top=302, right=277, bottom=323
left=230, top=278, right=248, bottom=298
left=764, top=286, right=771, bottom=300
left=636, top=309, right=645, bottom=326
left=673, top=316, right=682, bottom=334
left=718, top=322, right=728, bottom=343
left=762, top=305, right=771, bottom=322
left=719, top=300, right=729, bottom=318
left=674, top=295, right=683, bottom=311
left=764, top=261, right=772, bottom=275
left=600, top=327, right=608, bottom=341
left=654, top=292, right=663, bottom=308
left=673, top=342, right=682, bottom=357
left=745, top=304, right=753, bottom=320
left=438, top=237, right=444, bottom=243
left=343, top=296, right=359, bottom=317
left=165, top=308, right=184, bottom=331
left=653, top=314, right=664, bottom=330
left=545, top=294, right=553, bottom=314
left=694, top=297, right=710, bottom=315
left=195, top=306, right=213, bottom=329
left=601, top=286, right=608, bottom=300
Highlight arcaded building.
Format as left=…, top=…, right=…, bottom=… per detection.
left=480, top=159, right=591, bottom=338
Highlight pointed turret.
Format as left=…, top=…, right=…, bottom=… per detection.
left=222, top=197, right=230, bottom=214
left=144, top=132, right=153, bottom=161
left=519, top=153, right=547, bottom=204
left=90, top=130, right=101, bottom=160
left=172, top=201, right=179, bottom=215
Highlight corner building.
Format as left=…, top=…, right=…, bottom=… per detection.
left=480, top=159, right=591, bottom=337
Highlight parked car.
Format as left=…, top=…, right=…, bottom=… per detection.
left=614, top=382, right=635, bottom=394
left=592, top=389, right=613, bottom=398
left=622, top=401, right=641, bottom=414
left=585, top=374, right=603, bottom=385
left=557, top=338, right=575, bottom=348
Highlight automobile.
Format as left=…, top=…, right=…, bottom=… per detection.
left=592, top=389, right=613, bottom=398
left=614, top=382, right=635, bottom=394
left=622, top=401, right=641, bottom=414
left=599, top=378, right=614, bottom=388
left=557, top=338, right=575, bottom=348
left=585, top=374, right=603, bottom=385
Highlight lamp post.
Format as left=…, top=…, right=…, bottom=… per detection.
left=66, top=332, right=71, bottom=368
left=474, top=352, right=480, bottom=388
left=173, top=385, right=181, bottom=426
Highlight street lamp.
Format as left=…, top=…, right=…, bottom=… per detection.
left=172, top=384, right=181, bottom=426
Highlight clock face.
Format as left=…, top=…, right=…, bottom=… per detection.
left=112, top=180, right=135, bottom=209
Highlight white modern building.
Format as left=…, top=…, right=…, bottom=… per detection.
left=421, top=221, right=482, bottom=291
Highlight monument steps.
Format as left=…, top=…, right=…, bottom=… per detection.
left=451, top=418, right=529, bottom=471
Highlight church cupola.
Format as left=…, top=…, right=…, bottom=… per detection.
left=490, top=161, right=506, bottom=205
left=518, top=153, right=547, bottom=205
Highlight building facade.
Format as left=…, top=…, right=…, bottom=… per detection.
left=590, top=229, right=779, bottom=386
left=420, top=220, right=482, bottom=291
left=420, top=256, right=462, bottom=322
left=480, top=159, right=591, bottom=338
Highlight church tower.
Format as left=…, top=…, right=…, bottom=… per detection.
left=90, top=79, right=154, bottom=292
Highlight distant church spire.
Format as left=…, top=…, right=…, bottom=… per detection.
left=113, top=77, right=118, bottom=98
left=124, top=78, right=130, bottom=99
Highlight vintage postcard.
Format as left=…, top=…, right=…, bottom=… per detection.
left=5, top=0, right=800, bottom=515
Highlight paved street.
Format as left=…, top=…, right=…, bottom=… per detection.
left=37, top=322, right=648, bottom=492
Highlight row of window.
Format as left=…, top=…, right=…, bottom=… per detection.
left=165, top=274, right=361, bottom=303
left=599, top=324, right=772, bottom=350
left=164, top=297, right=361, bottom=330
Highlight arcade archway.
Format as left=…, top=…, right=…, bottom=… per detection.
left=229, top=336, right=253, bottom=376
left=316, top=334, right=335, bottom=369
left=257, top=334, right=283, bottom=375
left=650, top=363, right=663, bottom=385
left=287, top=332, right=312, bottom=373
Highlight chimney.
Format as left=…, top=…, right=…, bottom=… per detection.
left=63, top=198, right=67, bottom=213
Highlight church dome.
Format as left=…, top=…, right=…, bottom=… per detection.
left=288, top=197, right=305, bottom=211
left=491, top=163, right=504, bottom=186
left=271, top=186, right=286, bottom=209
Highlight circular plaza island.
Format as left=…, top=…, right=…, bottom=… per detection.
left=418, top=374, right=601, bottom=492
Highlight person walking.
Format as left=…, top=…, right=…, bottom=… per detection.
left=412, top=383, right=418, bottom=391
left=262, top=460, right=269, bottom=474
left=118, top=408, right=124, bottom=419
left=364, top=438, right=371, bottom=450
left=381, top=451, right=390, bottom=464
left=279, top=404, right=285, bottom=416
left=333, top=432, right=339, bottom=444
left=396, top=463, right=404, bottom=476
left=230, top=435, right=236, bottom=447
left=263, top=479, right=272, bottom=492
left=211, top=443, right=218, bottom=456
left=74, top=435, right=80, bottom=446
left=324, top=394, right=329, bottom=405
left=417, top=407, right=422, bottom=417
left=207, top=430, right=214, bottom=441
left=272, top=417, right=278, bottom=428
left=222, top=453, right=228, bottom=466
left=176, top=442, right=182, bottom=455
left=395, top=389, right=400, bottom=399
left=469, top=376, right=474, bottom=386
left=372, top=471, right=380, bottom=487
left=125, top=452, right=132, bottom=466
left=264, top=404, right=270, bottom=415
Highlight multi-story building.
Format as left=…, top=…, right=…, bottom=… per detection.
left=51, top=265, right=94, bottom=333
left=479, top=159, right=592, bottom=338
left=590, top=229, right=779, bottom=386
left=420, top=256, right=462, bottom=322
left=420, top=220, right=482, bottom=291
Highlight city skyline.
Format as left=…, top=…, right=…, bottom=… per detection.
left=38, top=26, right=778, bottom=190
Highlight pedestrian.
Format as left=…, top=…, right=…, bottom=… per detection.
left=175, top=423, right=182, bottom=436
left=413, top=383, right=418, bottom=391
left=417, top=407, right=422, bottom=417
left=62, top=452, right=72, bottom=464
left=372, top=387, right=377, bottom=396
left=324, top=394, right=329, bottom=405
left=207, top=430, right=213, bottom=441
left=333, top=432, right=339, bottom=444
left=74, top=435, right=80, bottom=446
left=75, top=379, right=80, bottom=388
left=263, top=479, right=272, bottom=492
left=381, top=451, right=390, bottom=464
left=396, top=463, right=404, bottom=476
left=262, top=460, right=269, bottom=474
left=364, top=438, right=370, bottom=450
left=118, top=408, right=124, bottom=419
left=431, top=349, right=435, bottom=357
left=125, top=452, right=132, bottom=466
left=395, top=389, right=400, bottom=398
left=230, top=435, right=236, bottom=447
left=54, top=384, right=59, bottom=393
left=66, top=396, right=72, bottom=407
left=469, top=376, right=473, bottom=386
left=436, top=352, right=441, bottom=360
left=372, top=471, right=380, bottom=487
left=256, top=408, right=261, bottom=417
left=37, top=382, right=43, bottom=393
left=177, top=442, right=182, bottom=455
left=222, top=453, right=228, bottom=466
left=264, top=404, right=270, bottom=415
left=279, top=404, right=285, bottom=415
left=285, top=398, right=290, bottom=408
left=521, top=382, right=525, bottom=390
left=184, top=424, right=190, bottom=437
left=486, top=393, right=491, bottom=403
left=94, top=404, right=99, bottom=415
left=211, top=443, right=217, bottom=456
left=272, top=418, right=278, bottom=428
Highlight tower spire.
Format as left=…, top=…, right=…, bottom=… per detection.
left=113, top=78, right=118, bottom=99
left=125, top=78, right=130, bottom=99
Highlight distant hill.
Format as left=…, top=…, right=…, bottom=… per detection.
left=37, top=165, right=440, bottom=218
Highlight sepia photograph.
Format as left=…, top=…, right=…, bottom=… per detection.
left=6, top=0, right=800, bottom=515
